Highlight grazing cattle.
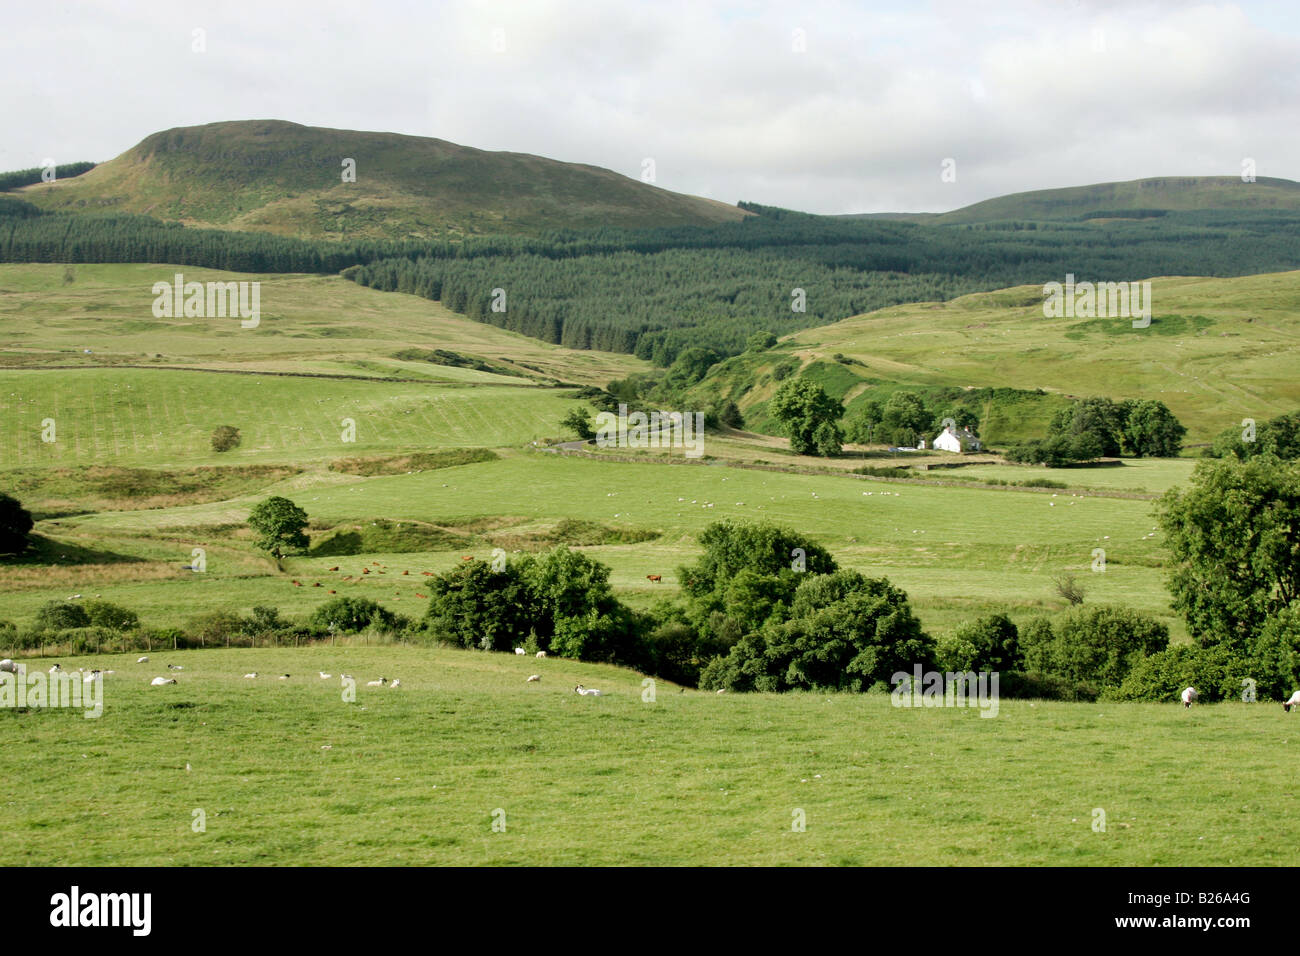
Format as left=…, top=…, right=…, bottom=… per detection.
left=646, top=574, right=662, bottom=583
left=462, top=556, right=473, bottom=561
left=328, top=566, right=339, bottom=571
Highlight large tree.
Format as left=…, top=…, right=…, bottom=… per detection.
left=1158, top=457, right=1300, bottom=650
left=1049, top=397, right=1126, bottom=457
left=1120, top=399, right=1186, bottom=458
left=770, top=379, right=844, bottom=456
left=700, top=570, right=935, bottom=693
left=247, top=496, right=310, bottom=558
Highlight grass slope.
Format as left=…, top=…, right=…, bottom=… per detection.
left=695, top=270, right=1300, bottom=444
left=18, top=120, right=748, bottom=239
left=0, top=263, right=649, bottom=386
left=2, top=646, right=1293, bottom=866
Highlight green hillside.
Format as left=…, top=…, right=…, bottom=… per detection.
left=856, top=176, right=1300, bottom=224
left=17, top=120, right=748, bottom=239
left=688, top=270, right=1300, bottom=444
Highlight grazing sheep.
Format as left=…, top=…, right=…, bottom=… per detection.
left=574, top=685, right=602, bottom=697
left=150, top=677, right=177, bottom=686
left=243, top=673, right=258, bottom=679
left=49, top=664, right=62, bottom=673
left=167, top=664, right=183, bottom=670
left=389, top=679, right=401, bottom=688
left=1284, top=691, right=1300, bottom=712
left=83, top=670, right=101, bottom=683
left=366, top=677, right=388, bottom=687
left=514, top=648, right=526, bottom=655
left=526, top=675, right=540, bottom=683
left=1181, top=686, right=1198, bottom=708
left=279, top=674, right=290, bottom=680
left=319, top=672, right=332, bottom=679
left=340, top=673, right=353, bottom=682
left=535, top=651, right=547, bottom=659
left=136, top=656, right=149, bottom=663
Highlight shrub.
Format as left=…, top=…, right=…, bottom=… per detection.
left=937, top=614, right=1021, bottom=673
left=1033, top=605, right=1169, bottom=689
left=211, top=425, right=242, bottom=453
left=309, top=597, right=400, bottom=634
left=33, top=601, right=90, bottom=631
left=82, top=599, right=140, bottom=631
left=58, top=626, right=118, bottom=655
left=184, top=609, right=245, bottom=646
left=1250, top=602, right=1300, bottom=700
left=1110, top=643, right=1255, bottom=702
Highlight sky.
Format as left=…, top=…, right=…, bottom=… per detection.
left=2, top=0, right=1297, bottom=214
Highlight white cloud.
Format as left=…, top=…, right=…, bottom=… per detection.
left=1, top=0, right=1295, bottom=214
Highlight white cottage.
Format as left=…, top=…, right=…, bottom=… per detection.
left=933, top=425, right=982, bottom=453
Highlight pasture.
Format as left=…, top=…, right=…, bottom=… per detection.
left=2, top=646, right=1294, bottom=866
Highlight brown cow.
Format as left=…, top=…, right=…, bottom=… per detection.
left=646, top=574, right=662, bottom=583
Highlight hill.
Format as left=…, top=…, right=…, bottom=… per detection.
left=852, top=175, right=1300, bottom=224
left=16, top=120, right=748, bottom=239
left=687, top=270, right=1300, bottom=444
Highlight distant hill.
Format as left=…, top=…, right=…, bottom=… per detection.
left=848, top=176, right=1300, bottom=224
left=17, top=120, right=748, bottom=239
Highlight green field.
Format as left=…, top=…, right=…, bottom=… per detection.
left=2, top=645, right=1294, bottom=866
left=1, top=257, right=1289, bottom=867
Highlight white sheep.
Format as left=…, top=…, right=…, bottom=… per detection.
left=366, top=677, right=388, bottom=687
left=167, top=664, right=183, bottom=671
left=278, top=674, right=290, bottom=680
left=389, top=679, right=401, bottom=688
left=150, top=677, right=177, bottom=686
left=83, top=670, right=101, bottom=684
left=574, top=684, right=602, bottom=696
left=243, top=672, right=258, bottom=679
left=1283, top=690, right=1300, bottom=713
left=535, top=651, right=547, bottom=659
left=49, top=664, right=62, bottom=673
left=319, top=672, right=332, bottom=679
left=514, top=648, right=526, bottom=656
left=526, top=674, right=540, bottom=682
left=137, top=656, right=149, bottom=663
left=1181, top=686, right=1198, bottom=708
left=0, top=659, right=19, bottom=674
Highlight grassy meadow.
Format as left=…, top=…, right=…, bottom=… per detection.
left=0, top=260, right=1288, bottom=867
left=3, top=645, right=1296, bottom=867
